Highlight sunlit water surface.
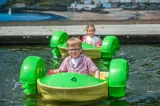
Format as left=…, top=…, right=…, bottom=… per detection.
left=0, top=45, right=160, bottom=106
left=0, top=13, right=67, bottom=22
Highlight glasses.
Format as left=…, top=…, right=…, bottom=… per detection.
left=68, top=48, right=81, bottom=52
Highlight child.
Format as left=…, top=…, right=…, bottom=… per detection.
left=50, top=37, right=100, bottom=78
left=82, top=24, right=102, bottom=47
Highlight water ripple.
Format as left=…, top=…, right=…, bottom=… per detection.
left=0, top=45, right=160, bottom=105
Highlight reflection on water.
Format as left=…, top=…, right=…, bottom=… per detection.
left=0, top=45, right=160, bottom=106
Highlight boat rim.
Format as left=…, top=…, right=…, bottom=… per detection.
left=37, top=79, right=108, bottom=90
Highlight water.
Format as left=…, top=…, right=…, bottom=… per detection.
left=0, top=44, right=160, bottom=106
left=0, top=13, right=67, bottom=22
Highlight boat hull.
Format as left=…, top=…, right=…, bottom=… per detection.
left=37, top=80, right=108, bottom=102
left=50, top=31, right=120, bottom=59
left=37, top=72, right=108, bottom=102
left=59, top=47, right=101, bottom=59
left=19, top=56, right=128, bottom=101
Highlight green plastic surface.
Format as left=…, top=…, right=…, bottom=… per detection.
left=59, top=42, right=98, bottom=50
left=50, top=31, right=69, bottom=48
left=19, top=56, right=46, bottom=95
left=40, top=72, right=105, bottom=88
left=52, top=47, right=61, bottom=57
left=108, top=58, right=129, bottom=97
left=19, top=56, right=129, bottom=98
left=50, top=31, right=120, bottom=59
left=108, top=58, right=128, bottom=87
left=100, top=36, right=120, bottom=58
left=109, top=87, right=125, bottom=97
left=50, top=31, right=69, bottom=57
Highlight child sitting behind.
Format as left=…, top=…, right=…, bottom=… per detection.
left=82, top=24, right=102, bottom=47
left=52, top=37, right=100, bottom=78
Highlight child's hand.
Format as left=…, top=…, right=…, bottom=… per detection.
left=47, top=69, right=60, bottom=75
left=47, top=69, right=55, bottom=75
left=54, top=69, right=60, bottom=74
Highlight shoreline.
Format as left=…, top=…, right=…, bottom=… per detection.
left=1, top=9, right=160, bottom=26
left=39, top=9, right=160, bottom=20
left=1, top=19, right=160, bottom=26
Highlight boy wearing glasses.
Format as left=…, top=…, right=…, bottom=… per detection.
left=52, top=37, right=100, bottom=78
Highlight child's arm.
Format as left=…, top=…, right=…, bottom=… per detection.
left=86, top=57, right=100, bottom=78
left=81, top=36, right=86, bottom=42
left=47, top=69, right=61, bottom=75
left=95, top=37, right=102, bottom=47
left=48, top=57, right=68, bottom=75
left=95, top=70, right=100, bottom=78
left=54, top=69, right=61, bottom=73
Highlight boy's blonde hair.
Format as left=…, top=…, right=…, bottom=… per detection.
left=67, top=37, right=82, bottom=48
left=86, top=24, right=96, bottom=31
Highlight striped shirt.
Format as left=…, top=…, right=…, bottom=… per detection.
left=59, top=54, right=98, bottom=75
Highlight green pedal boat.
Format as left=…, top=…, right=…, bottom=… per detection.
left=19, top=56, right=129, bottom=102
left=50, top=31, right=120, bottom=59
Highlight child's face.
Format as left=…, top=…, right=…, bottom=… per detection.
left=67, top=46, right=82, bottom=59
left=87, top=27, right=95, bottom=37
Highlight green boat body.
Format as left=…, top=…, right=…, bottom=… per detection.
left=19, top=30, right=127, bottom=102
left=19, top=56, right=129, bottom=101
left=50, top=31, right=120, bottom=59
left=39, top=72, right=105, bottom=88
left=37, top=72, right=108, bottom=101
